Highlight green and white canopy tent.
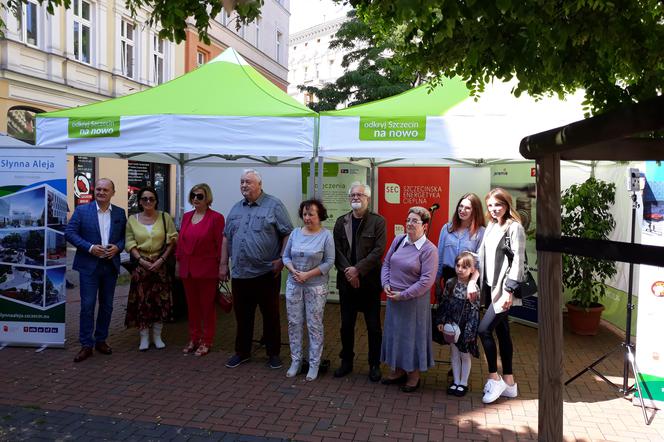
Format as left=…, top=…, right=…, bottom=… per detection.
left=318, top=78, right=585, bottom=161
left=36, top=48, right=316, bottom=159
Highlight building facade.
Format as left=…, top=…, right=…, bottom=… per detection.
left=287, top=16, right=348, bottom=106
left=184, top=0, right=290, bottom=90
left=0, top=0, right=290, bottom=214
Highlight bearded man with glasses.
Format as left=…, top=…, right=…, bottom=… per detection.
left=332, top=182, right=386, bottom=381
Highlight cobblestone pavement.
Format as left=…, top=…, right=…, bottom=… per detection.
left=0, top=275, right=663, bottom=441
left=0, top=404, right=284, bottom=441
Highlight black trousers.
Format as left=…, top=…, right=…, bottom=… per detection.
left=338, top=286, right=382, bottom=366
left=232, top=271, right=282, bottom=358
left=478, top=301, right=514, bottom=375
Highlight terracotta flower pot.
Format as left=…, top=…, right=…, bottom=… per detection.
left=566, top=302, right=605, bottom=336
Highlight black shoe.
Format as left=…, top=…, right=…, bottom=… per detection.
left=267, top=355, right=283, bottom=369
left=333, top=361, right=353, bottom=378
left=368, top=365, right=382, bottom=382
left=447, top=383, right=459, bottom=395
left=400, top=379, right=421, bottom=393
left=381, top=373, right=407, bottom=385
left=454, top=385, right=469, bottom=397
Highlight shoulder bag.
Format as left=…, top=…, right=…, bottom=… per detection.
left=502, top=231, right=538, bottom=299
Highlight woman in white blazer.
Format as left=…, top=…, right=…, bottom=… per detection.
left=477, top=188, right=526, bottom=404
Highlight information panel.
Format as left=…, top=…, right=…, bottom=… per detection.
left=0, top=147, right=67, bottom=347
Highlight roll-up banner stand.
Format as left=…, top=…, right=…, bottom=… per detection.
left=0, top=147, right=68, bottom=347
left=634, top=161, right=664, bottom=409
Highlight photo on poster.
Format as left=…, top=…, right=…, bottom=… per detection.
left=0, top=229, right=45, bottom=266
left=45, top=267, right=66, bottom=307
left=0, top=186, right=45, bottom=230
left=642, top=161, right=664, bottom=236
left=46, top=188, right=67, bottom=232
left=46, top=230, right=66, bottom=266
left=0, top=264, right=44, bottom=307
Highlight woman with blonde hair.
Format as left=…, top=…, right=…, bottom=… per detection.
left=477, top=188, right=526, bottom=403
left=176, top=183, right=225, bottom=356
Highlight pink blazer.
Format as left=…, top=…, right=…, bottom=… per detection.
left=176, top=209, right=225, bottom=279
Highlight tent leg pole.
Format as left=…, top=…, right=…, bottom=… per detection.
left=308, top=157, right=315, bottom=198
left=317, top=156, right=324, bottom=199
left=178, top=154, right=185, bottom=224
left=369, top=160, right=376, bottom=212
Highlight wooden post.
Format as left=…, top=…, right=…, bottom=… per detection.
left=537, top=153, right=563, bottom=440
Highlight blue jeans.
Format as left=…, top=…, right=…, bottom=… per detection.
left=78, top=260, right=118, bottom=347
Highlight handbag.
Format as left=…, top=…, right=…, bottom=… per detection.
left=502, top=232, right=538, bottom=299
left=217, top=280, right=233, bottom=313
left=159, top=212, right=176, bottom=276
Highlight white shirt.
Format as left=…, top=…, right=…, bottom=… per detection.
left=86, top=202, right=114, bottom=254
left=403, top=234, right=427, bottom=250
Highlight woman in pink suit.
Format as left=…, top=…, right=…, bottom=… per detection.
left=177, top=183, right=225, bottom=356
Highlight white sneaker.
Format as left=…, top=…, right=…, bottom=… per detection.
left=501, top=382, right=518, bottom=398
left=482, top=378, right=507, bottom=404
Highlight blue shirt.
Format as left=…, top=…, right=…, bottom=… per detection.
left=436, top=222, right=485, bottom=279
left=282, top=227, right=335, bottom=287
left=225, top=192, right=293, bottom=278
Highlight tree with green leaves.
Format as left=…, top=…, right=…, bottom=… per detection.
left=341, top=0, right=664, bottom=114
left=1, top=0, right=263, bottom=43
left=299, top=11, right=423, bottom=112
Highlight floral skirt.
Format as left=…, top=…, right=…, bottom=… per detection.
left=124, top=256, right=173, bottom=329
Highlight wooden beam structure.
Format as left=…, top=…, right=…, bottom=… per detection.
left=518, top=94, right=664, bottom=440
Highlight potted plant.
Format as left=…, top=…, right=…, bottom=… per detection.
left=561, top=177, right=617, bottom=335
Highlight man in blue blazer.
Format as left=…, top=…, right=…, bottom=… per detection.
left=65, top=178, right=126, bottom=362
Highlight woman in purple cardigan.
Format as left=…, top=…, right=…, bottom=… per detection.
left=380, top=206, right=439, bottom=392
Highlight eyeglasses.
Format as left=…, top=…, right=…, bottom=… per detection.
left=140, top=197, right=156, bottom=203
left=191, top=193, right=205, bottom=201
left=405, top=218, right=423, bottom=225
left=349, top=193, right=367, bottom=199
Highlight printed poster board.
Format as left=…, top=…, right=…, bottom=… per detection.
left=378, top=166, right=450, bottom=303
left=0, top=147, right=68, bottom=347
left=634, top=161, right=664, bottom=409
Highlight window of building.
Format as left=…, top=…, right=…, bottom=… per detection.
left=6, top=106, right=43, bottom=145
left=18, top=0, right=40, bottom=46
left=255, top=17, right=261, bottom=47
left=120, top=19, right=135, bottom=78
left=128, top=161, right=170, bottom=215
left=73, top=0, right=92, bottom=64
left=152, top=35, right=165, bottom=84
left=196, top=50, right=207, bottom=67
left=276, top=30, right=283, bottom=63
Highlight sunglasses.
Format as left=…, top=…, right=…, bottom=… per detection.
left=140, top=196, right=156, bottom=203
left=191, top=192, right=205, bottom=201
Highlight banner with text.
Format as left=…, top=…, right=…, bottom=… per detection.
left=378, top=167, right=450, bottom=302
left=634, top=161, right=664, bottom=409
left=0, top=147, right=68, bottom=347
left=301, top=162, right=369, bottom=301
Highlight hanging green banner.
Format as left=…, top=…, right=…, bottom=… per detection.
left=359, top=117, right=426, bottom=141
left=68, top=118, right=121, bottom=138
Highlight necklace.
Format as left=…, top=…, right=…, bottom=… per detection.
left=192, top=210, right=206, bottom=224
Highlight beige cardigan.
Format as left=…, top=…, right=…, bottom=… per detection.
left=478, top=219, right=526, bottom=312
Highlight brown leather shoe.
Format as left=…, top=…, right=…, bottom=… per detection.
left=74, top=346, right=93, bottom=362
left=95, top=341, right=112, bottom=355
